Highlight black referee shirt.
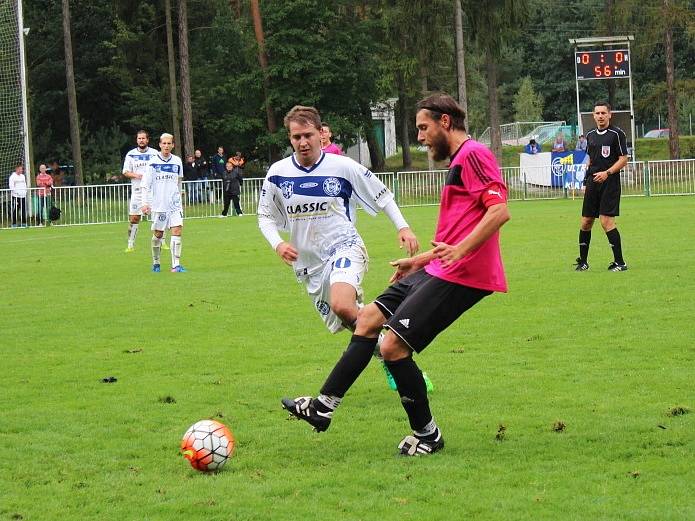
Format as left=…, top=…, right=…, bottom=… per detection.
left=586, top=125, right=628, bottom=176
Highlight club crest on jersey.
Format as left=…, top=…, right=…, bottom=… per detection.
left=280, top=181, right=294, bottom=199
left=323, top=177, right=342, bottom=197
left=316, top=300, right=330, bottom=316
left=601, top=146, right=611, bottom=158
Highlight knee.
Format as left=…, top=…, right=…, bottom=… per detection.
left=379, top=332, right=411, bottom=362
left=580, top=217, right=594, bottom=231
left=354, top=303, right=385, bottom=336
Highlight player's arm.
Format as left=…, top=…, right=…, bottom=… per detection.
left=257, top=180, right=297, bottom=265
left=382, top=199, right=419, bottom=256
left=593, top=155, right=628, bottom=184
left=389, top=249, right=438, bottom=283
left=141, top=166, right=152, bottom=214
left=432, top=197, right=510, bottom=267
left=122, top=157, right=141, bottom=180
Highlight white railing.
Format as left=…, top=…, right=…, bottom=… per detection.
left=1, top=159, right=694, bottom=229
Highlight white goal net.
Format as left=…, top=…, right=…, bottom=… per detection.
left=0, top=0, right=28, bottom=187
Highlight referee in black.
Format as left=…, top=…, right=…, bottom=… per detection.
left=575, top=102, right=629, bottom=272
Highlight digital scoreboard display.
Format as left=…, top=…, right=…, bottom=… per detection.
left=575, top=50, right=630, bottom=80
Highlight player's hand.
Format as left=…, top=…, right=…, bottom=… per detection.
left=398, top=227, right=419, bottom=256
left=389, top=257, right=417, bottom=283
left=141, top=205, right=151, bottom=215
left=431, top=240, right=465, bottom=267
left=593, top=171, right=608, bottom=183
left=276, top=241, right=298, bottom=265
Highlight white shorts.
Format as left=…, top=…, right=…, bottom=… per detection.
left=299, top=243, right=369, bottom=334
left=151, top=210, right=184, bottom=231
left=129, top=189, right=143, bottom=216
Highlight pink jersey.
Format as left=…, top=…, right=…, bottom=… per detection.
left=425, top=139, right=508, bottom=293
left=322, top=143, right=343, bottom=155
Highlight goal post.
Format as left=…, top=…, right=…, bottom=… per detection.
left=0, top=0, right=31, bottom=187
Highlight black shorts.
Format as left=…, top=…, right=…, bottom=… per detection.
left=582, top=177, right=621, bottom=217
left=374, top=269, right=491, bottom=353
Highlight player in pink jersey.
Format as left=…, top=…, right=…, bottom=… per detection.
left=320, top=123, right=343, bottom=155
left=281, top=93, right=510, bottom=456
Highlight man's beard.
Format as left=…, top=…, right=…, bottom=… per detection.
left=429, top=131, right=449, bottom=162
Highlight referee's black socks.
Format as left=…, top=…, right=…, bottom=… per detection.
left=579, top=229, right=591, bottom=262
left=606, top=228, right=625, bottom=264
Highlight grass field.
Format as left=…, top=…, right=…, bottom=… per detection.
left=2, top=196, right=694, bottom=521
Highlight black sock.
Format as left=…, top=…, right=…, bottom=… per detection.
left=606, top=228, right=624, bottom=264
left=579, top=229, right=591, bottom=262
left=319, top=335, right=377, bottom=398
left=385, top=357, right=432, bottom=432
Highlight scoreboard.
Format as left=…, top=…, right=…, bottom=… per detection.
left=575, top=49, right=630, bottom=80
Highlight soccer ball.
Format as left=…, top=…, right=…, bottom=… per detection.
left=181, top=419, right=235, bottom=472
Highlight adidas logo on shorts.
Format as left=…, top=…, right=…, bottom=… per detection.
left=399, top=318, right=410, bottom=328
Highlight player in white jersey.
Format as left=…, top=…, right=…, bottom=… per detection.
left=122, top=130, right=168, bottom=252
left=258, top=105, right=420, bottom=388
left=141, top=133, right=186, bottom=273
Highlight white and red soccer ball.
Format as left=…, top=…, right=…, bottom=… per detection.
left=181, top=420, right=235, bottom=472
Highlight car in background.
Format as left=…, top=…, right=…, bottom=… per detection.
left=644, top=128, right=670, bottom=138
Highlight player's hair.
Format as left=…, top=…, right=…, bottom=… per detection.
left=136, top=129, right=149, bottom=138
left=594, top=101, right=611, bottom=111
left=160, top=132, right=174, bottom=142
left=284, top=106, right=322, bottom=131
left=15, top=162, right=23, bottom=169
left=416, top=93, right=466, bottom=131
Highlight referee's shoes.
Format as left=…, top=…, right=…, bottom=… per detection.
left=574, top=258, right=589, bottom=271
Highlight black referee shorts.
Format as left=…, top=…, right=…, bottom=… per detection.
left=582, top=177, right=621, bottom=217
left=374, top=269, right=491, bottom=353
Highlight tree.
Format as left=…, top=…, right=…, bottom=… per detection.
left=454, top=0, right=469, bottom=131
left=61, top=0, right=83, bottom=185
left=164, top=0, right=182, bottom=146
left=663, top=0, right=680, bottom=159
left=466, top=0, right=529, bottom=159
left=514, top=76, right=544, bottom=121
left=179, top=0, right=194, bottom=158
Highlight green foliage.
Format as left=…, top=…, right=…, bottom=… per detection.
left=514, top=76, right=544, bottom=121
left=3, top=198, right=695, bottom=519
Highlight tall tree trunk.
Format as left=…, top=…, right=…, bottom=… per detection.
left=61, top=0, right=83, bottom=185
left=179, top=0, right=194, bottom=159
left=164, top=0, right=181, bottom=146
left=362, top=105, right=384, bottom=172
left=486, top=54, right=502, bottom=160
left=396, top=70, right=411, bottom=169
left=454, top=0, right=469, bottom=132
left=420, top=62, right=434, bottom=169
left=250, top=0, right=279, bottom=160
left=664, top=0, right=680, bottom=159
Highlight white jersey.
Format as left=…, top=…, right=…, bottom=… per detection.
left=122, top=146, right=158, bottom=190
left=258, top=152, right=396, bottom=273
left=142, top=153, right=184, bottom=213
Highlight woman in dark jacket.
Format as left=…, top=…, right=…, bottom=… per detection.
left=220, top=158, right=244, bottom=217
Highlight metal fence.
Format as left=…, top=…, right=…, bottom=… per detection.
left=1, top=159, right=694, bottom=229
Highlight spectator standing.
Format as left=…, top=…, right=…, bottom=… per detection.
left=524, top=139, right=541, bottom=154
left=35, top=164, right=54, bottom=226
left=50, top=161, right=65, bottom=187
left=212, top=146, right=226, bottom=179
left=8, top=164, right=28, bottom=227
left=193, top=149, right=209, bottom=203
left=183, top=154, right=197, bottom=204
left=552, top=133, right=567, bottom=152
left=220, top=157, right=244, bottom=217
left=320, top=123, right=344, bottom=155
left=575, top=134, right=588, bottom=152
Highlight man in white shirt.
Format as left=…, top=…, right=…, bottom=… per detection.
left=8, top=164, right=28, bottom=227
left=258, top=105, right=420, bottom=388
left=141, top=133, right=185, bottom=273
left=122, top=130, right=167, bottom=252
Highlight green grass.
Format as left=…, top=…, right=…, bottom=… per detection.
left=2, top=197, right=694, bottom=520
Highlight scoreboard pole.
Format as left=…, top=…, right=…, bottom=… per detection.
left=573, top=43, right=582, bottom=135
